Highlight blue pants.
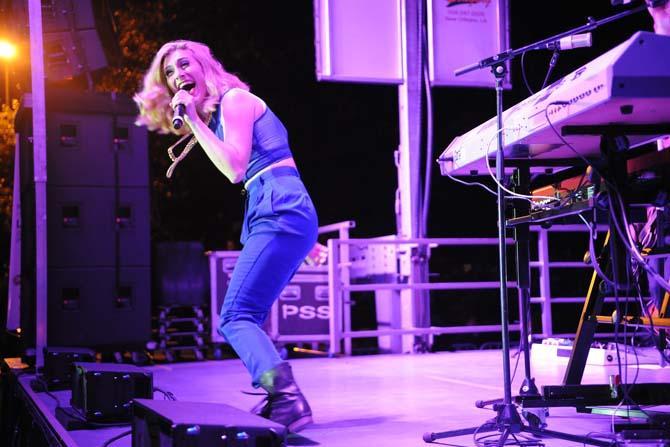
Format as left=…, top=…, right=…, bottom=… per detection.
left=218, top=167, right=318, bottom=386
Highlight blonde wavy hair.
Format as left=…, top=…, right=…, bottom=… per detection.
left=134, top=40, right=249, bottom=135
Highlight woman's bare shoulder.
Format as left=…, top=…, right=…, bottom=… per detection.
left=221, top=88, right=265, bottom=117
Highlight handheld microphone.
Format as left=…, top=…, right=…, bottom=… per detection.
left=172, top=83, right=189, bottom=130
left=172, top=103, right=185, bottom=130
left=545, top=33, right=592, bottom=51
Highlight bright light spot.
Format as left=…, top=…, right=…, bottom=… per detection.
left=0, top=40, right=17, bottom=60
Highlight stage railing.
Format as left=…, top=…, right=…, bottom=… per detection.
left=210, top=221, right=630, bottom=355
left=327, top=237, right=520, bottom=356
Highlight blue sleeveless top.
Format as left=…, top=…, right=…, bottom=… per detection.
left=208, top=95, right=293, bottom=183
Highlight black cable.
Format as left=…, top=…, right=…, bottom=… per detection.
left=532, top=146, right=652, bottom=420
left=557, top=169, right=588, bottom=208
left=604, top=189, right=650, bottom=420
left=62, top=406, right=131, bottom=428
left=474, top=430, right=542, bottom=447
left=101, top=429, right=132, bottom=447
left=610, top=245, right=640, bottom=417
left=510, top=339, right=523, bottom=386
left=635, top=268, right=670, bottom=363
left=544, top=104, right=670, bottom=293
left=541, top=104, right=616, bottom=214
left=521, top=49, right=561, bottom=95
left=612, top=188, right=670, bottom=293
left=472, top=421, right=499, bottom=447
left=421, top=3, right=433, bottom=238
left=412, top=0, right=424, bottom=238
left=510, top=297, right=533, bottom=385
left=32, top=377, right=62, bottom=408
left=629, top=281, right=645, bottom=387
left=520, top=51, right=534, bottom=96
left=632, top=209, right=670, bottom=361
left=583, top=431, right=618, bottom=447
left=153, top=387, right=177, bottom=401
left=540, top=50, right=560, bottom=91
left=613, top=246, right=623, bottom=387
left=445, top=171, right=497, bottom=196
left=587, top=213, right=615, bottom=288
left=543, top=103, right=610, bottom=187
left=446, top=170, right=542, bottom=204
left=471, top=418, right=543, bottom=446
left=603, top=188, right=665, bottom=424
left=622, top=261, right=633, bottom=397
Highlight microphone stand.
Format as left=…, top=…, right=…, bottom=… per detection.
left=423, top=4, right=647, bottom=446
left=453, top=4, right=646, bottom=77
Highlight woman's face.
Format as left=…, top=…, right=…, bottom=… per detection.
left=162, top=48, right=206, bottom=103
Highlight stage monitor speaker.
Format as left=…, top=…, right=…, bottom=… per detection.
left=40, top=346, right=95, bottom=390
left=132, top=399, right=287, bottom=447
left=71, top=362, right=153, bottom=422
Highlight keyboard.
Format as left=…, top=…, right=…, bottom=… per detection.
left=438, top=31, right=670, bottom=176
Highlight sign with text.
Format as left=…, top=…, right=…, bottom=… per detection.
left=428, top=0, right=510, bottom=88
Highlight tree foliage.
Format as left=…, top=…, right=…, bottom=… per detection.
left=96, top=0, right=177, bottom=95
left=0, top=102, right=17, bottom=237
left=0, top=101, right=17, bottom=315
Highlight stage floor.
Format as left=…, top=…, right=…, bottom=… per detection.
left=13, top=348, right=670, bottom=446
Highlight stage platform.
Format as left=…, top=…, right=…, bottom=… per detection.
left=3, top=349, right=669, bottom=446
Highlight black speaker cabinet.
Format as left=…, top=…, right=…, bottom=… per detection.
left=71, top=362, right=153, bottom=422
left=16, top=88, right=151, bottom=350
left=41, top=346, right=95, bottom=390
left=47, top=185, right=150, bottom=267
left=47, top=267, right=151, bottom=347
left=132, top=399, right=287, bottom=447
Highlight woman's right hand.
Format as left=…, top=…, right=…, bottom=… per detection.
left=171, top=89, right=199, bottom=127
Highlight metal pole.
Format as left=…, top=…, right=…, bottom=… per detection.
left=493, top=65, right=522, bottom=437
left=6, top=137, right=21, bottom=330
left=537, top=228, right=553, bottom=337
left=494, top=72, right=513, bottom=406
left=396, top=0, right=430, bottom=353
left=28, top=0, right=48, bottom=368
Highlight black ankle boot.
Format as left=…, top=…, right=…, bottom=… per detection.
left=251, top=362, right=313, bottom=432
